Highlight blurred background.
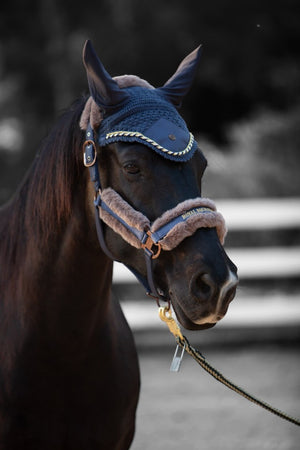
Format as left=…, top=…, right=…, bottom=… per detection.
left=1, top=0, right=299, bottom=448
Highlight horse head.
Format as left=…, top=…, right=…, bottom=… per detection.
left=82, top=40, right=238, bottom=331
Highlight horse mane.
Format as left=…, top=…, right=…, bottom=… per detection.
left=0, top=97, right=87, bottom=277
left=0, top=74, right=152, bottom=278
left=28, top=98, right=86, bottom=239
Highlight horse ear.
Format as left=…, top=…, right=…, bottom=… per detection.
left=157, top=46, right=202, bottom=108
left=82, top=40, right=129, bottom=112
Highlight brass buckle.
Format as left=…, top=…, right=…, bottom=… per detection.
left=141, top=230, right=161, bottom=259
left=83, top=140, right=97, bottom=167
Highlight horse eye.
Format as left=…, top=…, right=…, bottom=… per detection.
left=123, top=163, right=140, bottom=174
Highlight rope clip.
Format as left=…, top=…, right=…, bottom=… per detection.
left=159, top=306, right=183, bottom=341
left=159, top=306, right=185, bottom=372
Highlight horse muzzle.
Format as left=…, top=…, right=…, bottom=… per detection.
left=160, top=226, right=238, bottom=330
left=191, top=270, right=238, bottom=325
left=97, top=187, right=237, bottom=310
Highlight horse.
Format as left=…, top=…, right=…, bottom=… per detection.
left=0, top=40, right=238, bottom=449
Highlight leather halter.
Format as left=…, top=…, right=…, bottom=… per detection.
left=83, top=124, right=167, bottom=301
left=83, top=123, right=226, bottom=303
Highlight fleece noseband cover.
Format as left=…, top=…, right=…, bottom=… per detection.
left=99, top=188, right=227, bottom=251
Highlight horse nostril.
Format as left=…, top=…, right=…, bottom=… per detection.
left=191, top=273, right=214, bottom=301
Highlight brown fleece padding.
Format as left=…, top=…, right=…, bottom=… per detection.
left=101, top=188, right=149, bottom=230
left=113, top=75, right=154, bottom=90
left=79, top=96, right=103, bottom=130
left=80, top=75, right=154, bottom=131
left=151, top=197, right=227, bottom=248
left=98, top=189, right=227, bottom=250
left=99, top=188, right=150, bottom=249
left=151, top=197, right=217, bottom=232
left=157, top=210, right=227, bottom=250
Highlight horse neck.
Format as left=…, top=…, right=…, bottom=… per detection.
left=0, top=174, right=114, bottom=355
left=45, top=191, right=114, bottom=329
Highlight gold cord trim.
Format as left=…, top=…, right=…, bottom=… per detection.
left=106, top=130, right=194, bottom=156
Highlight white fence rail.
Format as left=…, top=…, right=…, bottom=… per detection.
left=217, top=197, right=300, bottom=230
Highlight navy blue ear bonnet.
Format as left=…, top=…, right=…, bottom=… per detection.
left=82, top=40, right=201, bottom=162
left=98, top=86, right=197, bottom=162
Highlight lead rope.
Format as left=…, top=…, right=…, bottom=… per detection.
left=159, top=306, right=300, bottom=426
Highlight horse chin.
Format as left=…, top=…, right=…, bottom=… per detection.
left=171, top=300, right=217, bottom=331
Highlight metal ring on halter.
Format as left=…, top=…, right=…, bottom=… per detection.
left=83, top=140, right=98, bottom=167
left=141, top=230, right=162, bottom=259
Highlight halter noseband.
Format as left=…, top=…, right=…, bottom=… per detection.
left=83, top=123, right=227, bottom=303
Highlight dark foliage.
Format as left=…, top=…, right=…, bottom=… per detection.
left=0, top=0, right=299, bottom=201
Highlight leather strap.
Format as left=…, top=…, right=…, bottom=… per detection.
left=84, top=122, right=166, bottom=302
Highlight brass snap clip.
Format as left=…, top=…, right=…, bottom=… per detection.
left=158, top=306, right=183, bottom=340
left=159, top=306, right=185, bottom=372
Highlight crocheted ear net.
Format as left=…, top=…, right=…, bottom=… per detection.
left=80, top=75, right=198, bottom=162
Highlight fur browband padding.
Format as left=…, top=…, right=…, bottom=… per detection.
left=79, top=96, right=103, bottom=131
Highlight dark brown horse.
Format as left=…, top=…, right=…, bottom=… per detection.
left=0, top=41, right=238, bottom=449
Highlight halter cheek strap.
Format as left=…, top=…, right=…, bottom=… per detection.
left=84, top=123, right=164, bottom=299
left=83, top=123, right=227, bottom=302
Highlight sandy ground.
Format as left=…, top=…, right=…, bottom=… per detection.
left=131, top=345, right=300, bottom=450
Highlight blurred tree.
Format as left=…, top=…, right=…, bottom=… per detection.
left=0, top=0, right=299, bottom=202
